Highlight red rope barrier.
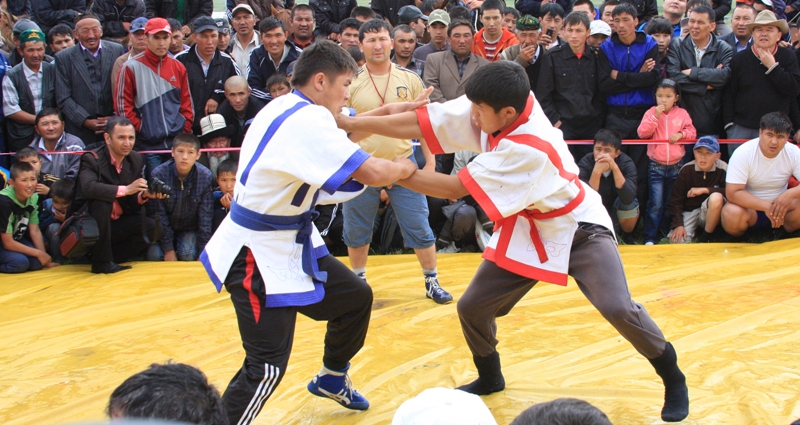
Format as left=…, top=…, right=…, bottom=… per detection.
left=0, top=140, right=752, bottom=156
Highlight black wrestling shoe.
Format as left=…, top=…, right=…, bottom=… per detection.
left=649, top=342, right=689, bottom=422
left=91, top=261, right=132, bottom=274
left=457, top=351, right=506, bottom=395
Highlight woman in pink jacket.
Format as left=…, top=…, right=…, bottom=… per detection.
left=637, top=79, right=696, bottom=245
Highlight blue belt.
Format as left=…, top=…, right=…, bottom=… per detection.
left=230, top=201, right=326, bottom=283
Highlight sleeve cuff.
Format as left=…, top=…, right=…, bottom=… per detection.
left=116, top=186, right=127, bottom=197
left=765, top=62, right=780, bottom=74
left=416, top=106, right=444, bottom=154
left=321, top=149, right=370, bottom=194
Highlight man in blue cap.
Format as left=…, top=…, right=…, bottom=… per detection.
left=112, top=17, right=149, bottom=87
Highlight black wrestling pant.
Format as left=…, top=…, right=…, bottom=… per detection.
left=222, top=247, right=373, bottom=425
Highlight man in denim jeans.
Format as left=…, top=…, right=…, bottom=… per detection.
left=344, top=19, right=453, bottom=304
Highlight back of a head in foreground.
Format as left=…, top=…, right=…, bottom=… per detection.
left=107, top=362, right=228, bottom=425
left=510, top=398, right=613, bottom=425
left=392, top=387, right=498, bottom=425
left=464, top=61, right=530, bottom=114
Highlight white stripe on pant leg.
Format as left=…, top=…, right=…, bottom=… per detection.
left=243, top=365, right=280, bottom=425
left=236, top=364, right=279, bottom=425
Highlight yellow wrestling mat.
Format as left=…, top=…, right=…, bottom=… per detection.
left=2, top=241, right=800, bottom=425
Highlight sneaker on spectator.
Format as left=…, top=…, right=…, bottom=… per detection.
left=644, top=241, right=655, bottom=246
left=425, top=275, right=453, bottom=304
left=307, top=363, right=369, bottom=410
left=437, top=242, right=460, bottom=254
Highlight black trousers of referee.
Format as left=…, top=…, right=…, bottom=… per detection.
left=222, top=247, right=373, bottom=425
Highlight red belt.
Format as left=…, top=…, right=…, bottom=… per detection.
left=494, top=179, right=586, bottom=264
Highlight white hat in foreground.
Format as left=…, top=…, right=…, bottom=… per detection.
left=392, top=387, right=498, bottom=425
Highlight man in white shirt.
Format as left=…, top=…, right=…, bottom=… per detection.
left=228, top=4, right=261, bottom=74
left=722, top=112, right=800, bottom=236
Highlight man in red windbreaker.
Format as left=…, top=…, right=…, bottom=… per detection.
left=115, top=17, right=193, bottom=178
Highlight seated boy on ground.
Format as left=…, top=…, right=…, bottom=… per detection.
left=0, top=162, right=59, bottom=273
left=722, top=112, right=800, bottom=237
left=15, top=147, right=59, bottom=226
left=212, top=158, right=237, bottom=232
left=577, top=129, right=639, bottom=243
left=147, top=134, right=215, bottom=261
left=42, top=178, right=74, bottom=261
left=668, top=136, right=726, bottom=243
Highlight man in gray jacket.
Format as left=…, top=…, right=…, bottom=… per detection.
left=666, top=5, right=732, bottom=141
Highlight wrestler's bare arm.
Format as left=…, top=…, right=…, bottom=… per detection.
left=397, top=169, right=470, bottom=200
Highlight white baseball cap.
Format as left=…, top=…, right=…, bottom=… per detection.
left=590, top=20, right=612, bottom=36
left=392, top=388, right=498, bottom=425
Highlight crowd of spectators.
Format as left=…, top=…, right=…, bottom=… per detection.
left=2, top=0, right=800, bottom=275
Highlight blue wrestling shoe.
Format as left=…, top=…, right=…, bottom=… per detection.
left=425, top=274, right=453, bottom=304
left=307, top=364, right=370, bottom=410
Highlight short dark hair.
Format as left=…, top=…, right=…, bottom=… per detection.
left=217, top=158, right=238, bottom=176
left=686, top=0, right=712, bottom=11
left=448, top=19, right=475, bottom=36
left=34, top=107, right=63, bottom=127
left=510, top=398, right=613, bottom=425
left=599, top=0, right=620, bottom=16
left=266, top=72, right=290, bottom=89
left=480, top=0, right=505, bottom=15
left=594, top=128, right=622, bottom=151
left=564, top=11, right=591, bottom=29
left=291, top=40, right=358, bottom=87
left=688, top=5, right=716, bottom=22
left=106, top=116, right=135, bottom=135
left=760, top=112, right=793, bottom=135
left=173, top=133, right=201, bottom=151
left=259, top=17, right=286, bottom=34
left=392, top=24, right=416, bottom=38
left=346, top=45, right=364, bottom=62
left=48, top=24, right=73, bottom=44
left=645, top=16, right=673, bottom=34
left=50, top=178, right=74, bottom=201
left=10, top=161, right=35, bottom=180
left=465, top=61, right=529, bottom=114
left=107, top=362, right=226, bottom=425
left=573, top=0, right=596, bottom=12
left=503, top=7, right=521, bottom=19
left=167, top=18, right=182, bottom=32
left=734, top=3, right=757, bottom=15
left=350, top=6, right=376, bottom=19
left=291, top=4, right=315, bottom=20
left=358, top=19, right=392, bottom=42
left=611, top=2, right=638, bottom=18
left=420, top=0, right=436, bottom=14
left=448, top=5, right=472, bottom=21
left=15, top=146, right=38, bottom=161
left=541, top=2, right=566, bottom=19
left=657, top=78, right=681, bottom=97
left=339, top=17, right=362, bottom=32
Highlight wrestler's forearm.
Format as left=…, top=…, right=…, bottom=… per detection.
left=341, top=111, right=424, bottom=140
left=397, top=170, right=469, bottom=199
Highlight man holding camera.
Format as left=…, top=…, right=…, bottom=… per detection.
left=71, top=117, right=167, bottom=274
